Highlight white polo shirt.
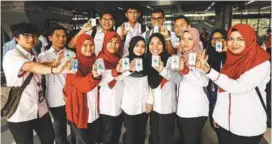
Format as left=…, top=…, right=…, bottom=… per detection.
left=3, top=44, right=48, bottom=122
left=38, top=47, right=66, bottom=108
left=117, top=22, right=143, bottom=57
left=121, top=74, right=153, bottom=115
left=152, top=58, right=183, bottom=114
left=86, top=28, right=105, bottom=55
left=177, top=69, right=209, bottom=118
left=86, top=87, right=99, bottom=123
left=207, top=61, right=270, bottom=136
left=98, top=69, right=125, bottom=117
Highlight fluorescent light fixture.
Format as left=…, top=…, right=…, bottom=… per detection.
left=245, top=0, right=255, bottom=5
left=146, top=6, right=152, bottom=9
left=205, top=2, right=215, bottom=12
left=261, top=6, right=271, bottom=10
left=82, top=12, right=88, bottom=14
left=118, top=7, right=123, bottom=10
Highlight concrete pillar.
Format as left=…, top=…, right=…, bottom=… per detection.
left=214, top=3, right=233, bottom=30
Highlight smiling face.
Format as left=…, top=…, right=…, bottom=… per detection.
left=100, top=13, right=114, bottom=32
left=180, top=32, right=195, bottom=52
left=227, top=31, right=246, bottom=54
left=106, top=36, right=120, bottom=54
left=174, top=18, right=189, bottom=37
left=149, top=36, right=163, bottom=55
left=49, top=29, right=67, bottom=50
left=133, top=40, right=145, bottom=56
left=81, top=40, right=95, bottom=56
left=151, top=12, right=164, bottom=27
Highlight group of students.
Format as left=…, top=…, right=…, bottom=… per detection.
left=2, top=4, right=271, bottom=144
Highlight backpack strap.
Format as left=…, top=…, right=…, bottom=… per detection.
left=255, top=87, right=268, bottom=115
left=91, top=26, right=97, bottom=38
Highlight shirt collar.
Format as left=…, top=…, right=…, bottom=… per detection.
left=49, top=46, right=66, bottom=54
left=16, top=44, right=35, bottom=57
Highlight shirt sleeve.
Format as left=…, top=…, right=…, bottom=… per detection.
left=159, top=58, right=183, bottom=84
left=3, top=52, right=30, bottom=86
left=207, top=61, right=271, bottom=94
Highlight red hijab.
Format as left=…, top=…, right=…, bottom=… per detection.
left=97, top=32, right=123, bottom=88
left=97, top=32, right=123, bottom=69
left=219, top=24, right=270, bottom=92
left=76, top=34, right=96, bottom=77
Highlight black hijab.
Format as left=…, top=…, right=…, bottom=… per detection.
left=207, top=28, right=227, bottom=71
left=128, top=36, right=148, bottom=77
left=146, top=33, right=170, bottom=89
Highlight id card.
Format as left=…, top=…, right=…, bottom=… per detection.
left=215, top=41, right=223, bottom=52
left=95, top=58, right=105, bottom=74
left=152, top=55, right=160, bottom=67
left=91, top=18, right=96, bottom=27
left=171, top=55, right=180, bottom=69
left=188, top=52, right=197, bottom=69
left=135, top=58, right=143, bottom=72
left=125, top=23, right=130, bottom=32
left=71, top=59, right=78, bottom=72
left=64, top=50, right=75, bottom=61
left=153, top=25, right=159, bottom=33
left=122, top=58, right=130, bottom=71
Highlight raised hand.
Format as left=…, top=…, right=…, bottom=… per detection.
left=196, top=49, right=210, bottom=73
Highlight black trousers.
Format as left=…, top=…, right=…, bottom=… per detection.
left=177, top=116, right=207, bottom=144
left=216, top=126, right=263, bottom=144
left=100, top=114, right=123, bottom=144
left=49, top=106, right=70, bottom=144
left=69, top=119, right=101, bottom=144
left=123, top=112, right=148, bottom=144
left=8, top=113, right=55, bottom=144
left=149, top=111, right=175, bottom=144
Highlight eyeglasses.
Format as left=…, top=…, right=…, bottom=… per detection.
left=151, top=17, right=163, bottom=21
left=101, top=18, right=114, bottom=22
left=22, top=33, right=37, bottom=39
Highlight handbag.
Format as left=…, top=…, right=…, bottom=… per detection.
left=1, top=73, right=34, bottom=118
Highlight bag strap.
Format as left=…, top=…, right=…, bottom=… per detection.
left=21, top=73, right=34, bottom=89
left=255, top=87, right=268, bottom=116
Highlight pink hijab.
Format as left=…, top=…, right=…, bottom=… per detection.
left=180, top=27, right=201, bottom=64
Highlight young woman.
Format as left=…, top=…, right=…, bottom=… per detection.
left=176, top=27, right=209, bottom=144
left=97, top=32, right=124, bottom=144
left=206, top=28, right=227, bottom=129
left=146, top=33, right=182, bottom=144
left=64, top=34, right=101, bottom=144
left=197, top=24, right=270, bottom=144
left=120, top=36, right=153, bottom=144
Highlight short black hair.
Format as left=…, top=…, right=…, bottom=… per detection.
left=125, top=3, right=140, bottom=13
left=100, top=11, right=115, bottom=20
left=12, top=23, right=39, bottom=38
left=174, top=15, right=190, bottom=25
left=151, top=8, right=165, bottom=17
left=47, top=24, right=66, bottom=36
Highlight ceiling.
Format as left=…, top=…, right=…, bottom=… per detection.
left=35, top=1, right=271, bottom=16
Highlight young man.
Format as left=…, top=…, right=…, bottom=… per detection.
left=117, top=4, right=145, bottom=56
left=68, top=11, right=115, bottom=55
left=173, top=15, right=191, bottom=37
left=38, top=25, right=70, bottom=144
left=173, top=15, right=204, bottom=49
left=3, top=23, right=70, bottom=144
left=142, top=8, right=178, bottom=55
